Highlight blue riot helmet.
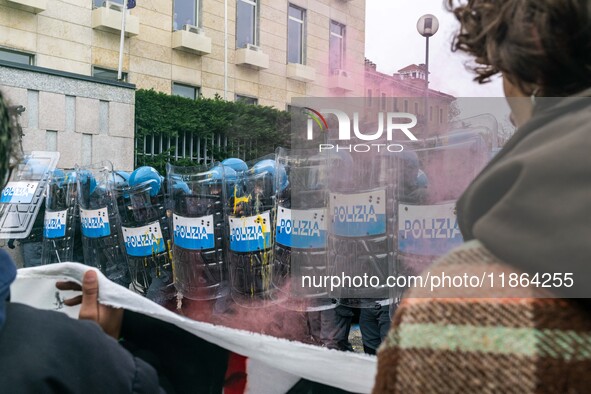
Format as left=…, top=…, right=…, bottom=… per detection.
left=248, top=159, right=287, bottom=198
left=52, top=168, right=65, bottom=180
left=128, top=166, right=162, bottom=197
left=220, top=160, right=246, bottom=198
left=64, top=170, right=77, bottom=185
left=206, top=165, right=223, bottom=195
left=48, top=168, right=66, bottom=191
left=276, top=163, right=288, bottom=193
left=111, top=170, right=132, bottom=200
left=221, top=158, right=248, bottom=173
left=207, top=165, right=236, bottom=197
left=223, top=166, right=238, bottom=198
left=400, top=150, right=420, bottom=188
left=417, top=169, right=429, bottom=188
left=169, top=174, right=191, bottom=196
left=251, top=159, right=275, bottom=173
left=398, top=150, right=429, bottom=204
left=223, top=166, right=237, bottom=183
left=221, top=165, right=238, bottom=192
left=207, top=165, right=223, bottom=179
left=113, top=171, right=130, bottom=187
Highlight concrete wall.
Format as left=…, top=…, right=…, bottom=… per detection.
left=0, top=62, right=136, bottom=171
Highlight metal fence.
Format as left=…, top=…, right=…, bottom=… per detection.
left=135, top=131, right=260, bottom=167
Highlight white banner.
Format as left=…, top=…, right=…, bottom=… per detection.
left=12, top=263, right=376, bottom=393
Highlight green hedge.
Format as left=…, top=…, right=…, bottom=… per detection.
left=135, top=89, right=291, bottom=172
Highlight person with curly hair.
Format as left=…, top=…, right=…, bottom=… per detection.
left=374, top=0, right=591, bottom=392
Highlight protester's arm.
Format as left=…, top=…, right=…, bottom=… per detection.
left=56, top=270, right=124, bottom=339
left=56, top=270, right=229, bottom=394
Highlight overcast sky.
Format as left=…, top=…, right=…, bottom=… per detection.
left=365, top=0, right=504, bottom=98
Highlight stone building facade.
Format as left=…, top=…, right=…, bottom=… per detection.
left=1, top=0, right=366, bottom=107
left=0, top=0, right=366, bottom=168
left=364, top=59, right=455, bottom=139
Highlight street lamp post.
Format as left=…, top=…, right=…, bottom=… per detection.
left=417, top=14, right=439, bottom=136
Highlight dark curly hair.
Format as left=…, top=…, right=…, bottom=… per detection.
left=0, top=90, right=23, bottom=187
left=446, top=0, right=591, bottom=96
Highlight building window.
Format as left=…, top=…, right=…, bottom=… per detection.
left=236, top=0, right=258, bottom=49
left=92, top=66, right=128, bottom=82
left=329, top=20, right=345, bottom=72
left=0, top=47, right=34, bottom=65
left=172, top=83, right=199, bottom=99
left=430, top=106, right=433, bottom=121
left=236, top=94, right=257, bottom=105
left=414, top=102, right=419, bottom=115
left=392, top=97, right=397, bottom=111
left=46, top=131, right=58, bottom=151
left=366, top=89, right=372, bottom=106
left=380, top=93, right=386, bottom=111
left=404, top=100, right=408, bottom=112
left=287, top=4, right=306, bottom=64
left=94, top=0, right=123, bottom=7
left=174, top=0, right=201, bottom=30
left=439, top=108, right=444, bottom=124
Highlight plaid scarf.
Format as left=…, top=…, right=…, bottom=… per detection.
left=374, top=241, right=591, bottom=393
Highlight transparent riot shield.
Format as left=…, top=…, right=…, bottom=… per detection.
left=327, top=150, right=396, bottom=308
left=227, top=154, right=278, bottom=307
left=273, top=148, right=334, bottom=311
left=77, top=161, right=129, bottom=287
left=115, top=167, right=173, bottom=303
left=167, top=163, right=228, bottom=300
left=393, top=118, right=497, bottom=311
left=0, top=151, right=59, bottom=239
left=41, top=170, right=77, bottom=264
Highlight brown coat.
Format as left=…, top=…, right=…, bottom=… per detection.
left=373, top=241, right=591, bottom=393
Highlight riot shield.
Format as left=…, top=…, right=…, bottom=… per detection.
left=41, top=169, right=77, bottom=264
left=327, top=150, right=397, bottom=308
left=394, top=117, right=498, bottom=307
left=0, top=151, right=59, bottom=239
left=115, top=166, right=173, bottom=304
left=227, top=154, right=278, bottom=307
left=77, top=161, right=129, bottom=287
left=167, top=163, right=228, bottom=301
left=273, top=148, right=334, bottom=312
